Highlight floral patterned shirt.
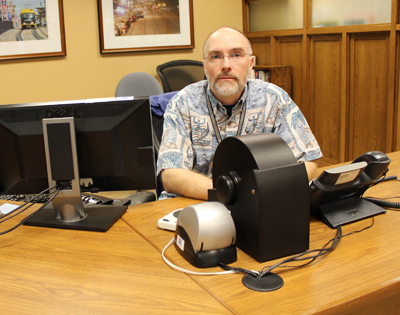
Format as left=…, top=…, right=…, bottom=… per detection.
left=156, top=79, right=322, bottom=199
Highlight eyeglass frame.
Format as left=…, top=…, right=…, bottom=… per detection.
left=203, top=52, right=252, bottom=64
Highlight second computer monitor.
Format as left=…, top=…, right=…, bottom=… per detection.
left=0, top=96, right=156, bottom=195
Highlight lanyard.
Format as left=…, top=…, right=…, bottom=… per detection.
left=205, top=87, right=246, bottom=144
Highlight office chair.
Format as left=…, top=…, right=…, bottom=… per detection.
left=115, top=72, right=164, bottom=199
left=115, top=72, right=163, bottom=97
left=156, top=60, right=206, bottom=93
left=115, top=72, right=164, bottom=156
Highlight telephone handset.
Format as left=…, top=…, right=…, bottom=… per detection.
left=351, top=151, right=390, bottom=180
left=309, top=151, right=391, bottom=228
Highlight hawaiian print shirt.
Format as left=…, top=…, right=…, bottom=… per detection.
left=156, top=79, right=322, bottom=199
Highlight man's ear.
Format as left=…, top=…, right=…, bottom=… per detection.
left=203, top=61, right=208, bottom=80
left=249, top=55, right=255, bottom=70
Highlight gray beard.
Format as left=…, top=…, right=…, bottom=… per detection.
left=213, top=79, right=241, bottom=96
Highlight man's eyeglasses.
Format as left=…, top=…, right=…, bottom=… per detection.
left=204, top=53, right=251, bottom=64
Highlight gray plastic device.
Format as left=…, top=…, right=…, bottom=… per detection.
left=174, top=202, right=237, bottom=268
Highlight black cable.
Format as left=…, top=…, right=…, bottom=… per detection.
left=222, top=175, right=397, bottom=280
left=0, top=186, right=61, bottom=235
left=360, top=175, right=400, bottom=210
left=0, top=202, right=35, bottom=223
left=217, top=226, right=342, bottom=278
left=372, top=175, right=398, bottom=185
left=0, top=185, right=56, bottom=223
left=363, top=197, right=400, bottom=210
left=20, top=186, right=61, bottom=224
left=342, top=217, right=374, bottom=237
left=257, top=226, right=342, bottom=279
left=256, top=216, right=377, bottom=279
left=221, top=216, right=374, bottom=280
left=218, top=262, right=259, bottom=277
left=360, top=174, right=397, bottom=194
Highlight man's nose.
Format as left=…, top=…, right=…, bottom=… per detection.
left=220, top=55, right=233, bottom=71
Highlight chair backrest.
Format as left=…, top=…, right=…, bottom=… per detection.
left=115, top=72, right=163, bottom=97
left=115, top=72, right=164, bottom=198
left=156, top=60, right=205, bottom=93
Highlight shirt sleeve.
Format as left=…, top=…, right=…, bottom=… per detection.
left=267, top=85, right=323, bottom=162
left=156, top=92, right=194, bottom=177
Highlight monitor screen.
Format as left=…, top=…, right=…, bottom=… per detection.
left=0, top=97, right=156, bottom=195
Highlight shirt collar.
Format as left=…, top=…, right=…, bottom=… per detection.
left=206, top=81, right=248, bottom=111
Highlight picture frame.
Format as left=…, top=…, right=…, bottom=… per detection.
left=98, top=0, right=194, bottom=53
left=0, top=0, right=66, bottom=61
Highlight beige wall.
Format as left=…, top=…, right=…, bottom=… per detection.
left=0, top=0, right=242, bottom=105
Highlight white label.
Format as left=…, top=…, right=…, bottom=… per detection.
left=335, top=170, right=359, bottom=185
left=176, top=235, right=185, bottom=252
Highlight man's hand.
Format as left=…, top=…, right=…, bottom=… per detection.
left=161, top=168, right=213, bottom=200
left=304, top=161, right=318, bottom=181
left=161, top=161, right=317, bottom=200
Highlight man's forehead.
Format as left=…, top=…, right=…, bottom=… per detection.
left=207, top=46, right=246, bottom=53
left=205, top=31, right=248, bottom=52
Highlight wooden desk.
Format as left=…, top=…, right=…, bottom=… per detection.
left=0, top=203, right=231, bottom=314
left=122, top=151, right=400, bottom=315
left=1, top=152, right=400, bottom=314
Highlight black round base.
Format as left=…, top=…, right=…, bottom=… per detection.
left=242, top=273, right=284, bottom=292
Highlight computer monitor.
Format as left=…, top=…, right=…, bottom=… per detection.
left=0, top=96, right=156, bottom=231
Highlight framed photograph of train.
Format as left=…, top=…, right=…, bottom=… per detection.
left=0, top=0, right=65, bottom=60
left=98, top=0, right=194, bottom=53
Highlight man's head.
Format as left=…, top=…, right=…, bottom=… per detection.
left=202, top=27, right=254, bottom=105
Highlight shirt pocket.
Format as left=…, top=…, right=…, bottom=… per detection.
left=244, top=112, right=264, bottom=134
left=191, top=116, right=213, bottom=147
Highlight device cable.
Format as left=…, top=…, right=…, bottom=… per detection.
left=360, top=175, right=400, bottom=210
left=257, top=225, right=342, bottom=279
left=255, top=216, right=376, bottom=280
left=20, top=186, right=61, bottom=224
left=363, top=197, right=400, bottom=210
left=217, top=263, right=259, bottom=277
left=0, top=185, right=57, bottom=223
left=0, top=186, right=60, bottom=235
left=162, top=220, right=374, bottom=277
left=162, top=237, right=259, bottom=276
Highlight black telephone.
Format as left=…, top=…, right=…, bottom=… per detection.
left=310, top=151, right=391, bottom=228
left=351, top=151, right=391, bottom=179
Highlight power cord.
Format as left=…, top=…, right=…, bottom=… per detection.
left=161, top=238, right=247, bottom=276
left=361, top=175, right=400, bottom=210
left=0, top=185, right=61, bottom=235
left=162, top=219, right=375, bottom=289
left=363, top=197, right=400, bottom=210
left=162, top=174, right=396, bottom=288
left=219, top=224, right=343, bottom=278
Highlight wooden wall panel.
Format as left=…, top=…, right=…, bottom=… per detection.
left=348, top=33, right=391, bottom=160
left=274, top=36, right=304, bottom=109
left=250, top=37, right=272, bottom=65
left=309, top=35, right=342, bottom=164
left=244, top=1, right=400, bottom=166
left=396, top=31, right=400, bottom=150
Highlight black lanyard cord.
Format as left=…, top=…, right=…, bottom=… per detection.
left=205, top=87, right=246, bottom=144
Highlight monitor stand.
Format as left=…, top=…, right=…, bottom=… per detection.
left=316, top=197, right=386, bottom=228
left=23, top=203, right=126, bottom=232
left=22, top=117, right=127, bottom=232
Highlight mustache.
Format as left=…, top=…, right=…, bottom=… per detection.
left=216, top=72, right=239, bottom=80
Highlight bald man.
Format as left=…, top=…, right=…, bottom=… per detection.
left=156, top=27, right=322, bottom=200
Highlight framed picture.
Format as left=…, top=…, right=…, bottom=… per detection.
left=98, top=0, right=194, bottom=53
left=0, top=0, right=66, bottom=61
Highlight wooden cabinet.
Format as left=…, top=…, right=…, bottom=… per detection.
left=243, top=0, right=400, bottom=166
left=254, top=65, right=292, bottom=96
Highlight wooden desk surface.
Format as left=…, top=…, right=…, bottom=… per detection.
left=122, top=151, right=400, bottom=315
left=0, top=203, right=231, bottom=314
